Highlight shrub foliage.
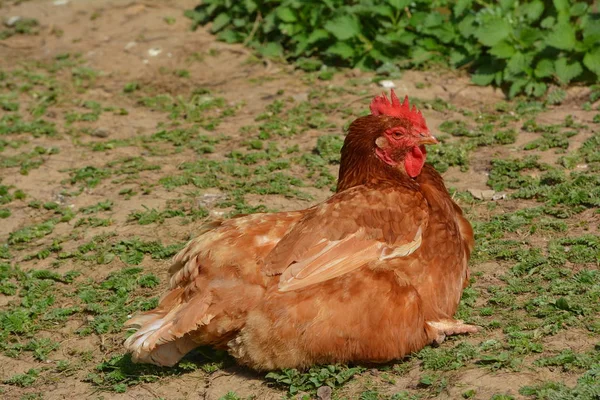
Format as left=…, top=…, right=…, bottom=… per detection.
left=185, top=0, right=600, bottom=98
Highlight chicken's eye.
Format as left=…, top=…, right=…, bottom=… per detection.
left=386, top=127, right=408, bottom=141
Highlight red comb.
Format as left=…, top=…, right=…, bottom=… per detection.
left=369, top=89, right=428, bottom=133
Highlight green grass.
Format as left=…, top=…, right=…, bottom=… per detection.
left=0, top=18, right=40, bottom=40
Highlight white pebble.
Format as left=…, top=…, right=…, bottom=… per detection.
left=5, top=16, right=21, bottom=27
left=379, top=80, right=396, bottom=88
left=148, top=47, right=162, bottom=57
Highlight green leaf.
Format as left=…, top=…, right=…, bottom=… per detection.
left=232, top=18, right=246, bottom=28
left=553, top=0, right=571, bottom=23
left=380, top=30, right=415, bottom=46
left=258, top=42, right=284, bottom=58
left=583, top=47, right=600, bottom=76
left=324, top=15, right=361, bottom=41
left=449, top=49, right=468, bottom=66
left=509, top=79, right=528, bottom=98
left=276, top=7, right=297, bottom=23
left=210, top=13, right=231, bottom=33
left=423, top=12, right=444, bottom=28
left=570, top=2, right=588, bottom=16
left=454, top=0, right=473, bottom=16
left=540, top=16, right=555, bottom=29
left=369, top=48, right=390, bottom=63
left=475, top=18, right=511, bottom=47
left=388, top=0, right=410, bottom=10
left=534, top=59, right=554, bottom=78
left=411, top=47, right=433, bottom=66
left=471, top=63, right=498, bottom=86
left=243, top=0, right=257, bottom=14
left=507, top=52, right=530, bottom=74
left=555, top=58, right=583, bottom=84
left=582, top=20, right=600, bottom=48
left=489, top=41, right=515, bottom=59
left=295, top=57, right=323, bottom=72
left=472, top=73, right=495, bottom=86
left=499, top=0, right=515, bottom=11
left=525, top=81, right=547, bottom=97
left=217, top=29, right=242, bottom=44
left=516, top=27, right=543, bottom=47
left=546, top=23, right=576, bottom=50
left=519, top=0, right=544, bottom=22
left=458, top=15, right=476, bottom=38
left=326, top=42, right=355, bottom=60
left=306, top=29, right=329, bottom=45
left=278, top=23, right=300, bottom=37
left=262, top=11, right=276, bottom=33
left=553, top=0, right=570, bottom=15
left=371, top=5, right=394, bottom=18
left=291, top=32, right=309, bottom=56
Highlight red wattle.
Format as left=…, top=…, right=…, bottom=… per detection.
left=404, top=146, right=425, bottom=177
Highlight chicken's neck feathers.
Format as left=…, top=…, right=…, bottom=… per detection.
left=337, top=148, right=413, bottom=192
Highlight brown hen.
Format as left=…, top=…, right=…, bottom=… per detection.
left=124, top=90, right=476, bottom=370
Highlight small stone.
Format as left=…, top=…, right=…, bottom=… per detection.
left=5, top=16, right=21, bottom=27
left=91, top=128, right=110, bottom=138
left=468, top=189, right=496, bottom=201
left=209, top=210, right=226, bottom=219
left=148, top=47, right=162, bottom=57
left=492, top=192, right=507, bottom=201
left=53, top=0, right=69, bottom=5
left=199, top=193, right=227, bottom=208
left=379, top=80, right=396, bottom=88
left=54, top=193, right=66, bottom=204
left=124, top=41, right=137, bottom=50
left=292, top=92, right=309, bottom=102
left=317, top=386, right=332, bottom=400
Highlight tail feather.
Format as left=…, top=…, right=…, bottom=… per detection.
left=124, top=289, right=214, bottom=366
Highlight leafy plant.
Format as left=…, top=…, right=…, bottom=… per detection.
left=3, top=368, right=40, bottom=387
left=265, top=365, right=365, bottom=395
left=185, top=0, right=600, bottom=98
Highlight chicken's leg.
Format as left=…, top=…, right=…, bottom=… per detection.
left=427, top=319, right=479, bottom=345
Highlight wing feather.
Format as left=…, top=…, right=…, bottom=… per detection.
left=264, top=184, right=429, bottom=292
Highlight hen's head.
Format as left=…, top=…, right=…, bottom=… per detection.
left=344, top=90, right=438, bottom=178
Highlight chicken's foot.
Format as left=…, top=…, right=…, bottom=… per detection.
left=427, top=319, right=479, bottom=345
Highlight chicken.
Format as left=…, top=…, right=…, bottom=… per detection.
left=124, top=90, right=477, bottom=370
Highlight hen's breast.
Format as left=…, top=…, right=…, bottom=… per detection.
left=411, top=165, right=473, bottom=320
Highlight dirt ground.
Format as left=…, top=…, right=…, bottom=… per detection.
left=0, top=1, right=598, bottom=399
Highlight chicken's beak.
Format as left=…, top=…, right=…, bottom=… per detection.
left=417, top=133, right=439, bottom=145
